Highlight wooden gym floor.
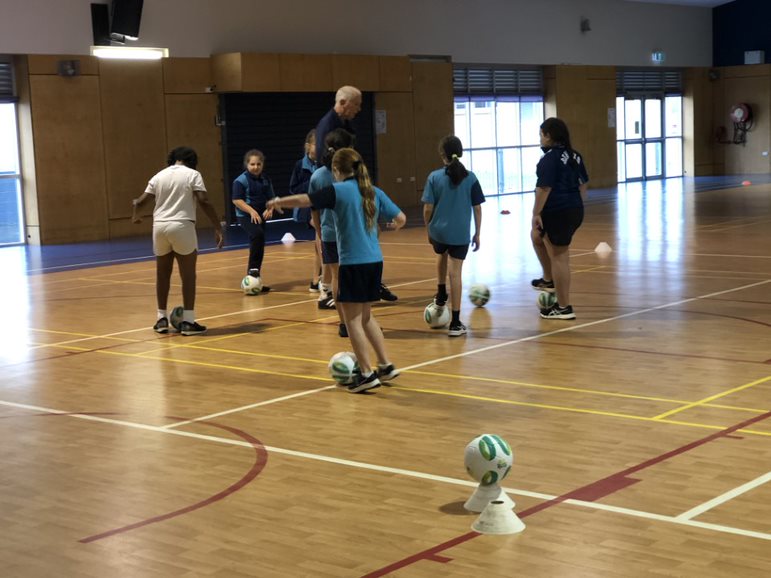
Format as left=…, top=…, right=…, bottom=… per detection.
left=0, top=178, right=769, bottom=577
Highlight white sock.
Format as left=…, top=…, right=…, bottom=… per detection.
left=157, top=309, right=167, bottom=320
left=183, top=310, right=195, bottom=323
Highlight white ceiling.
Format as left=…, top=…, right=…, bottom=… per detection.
left=624, top=0, right=733, bottom=7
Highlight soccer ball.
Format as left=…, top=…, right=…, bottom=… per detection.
left=328, top=351, right=360, bottom=385
left=537, top=291, right=556, bottom=309
left=469, top=283, right=490, bottom=307
left=424, top=303, right=450, bottom=329
left=169, top=305, right=184, bottom=330
left=464, top=434, right=513, bottom=486
left=241, top=275, right=263, bottom=295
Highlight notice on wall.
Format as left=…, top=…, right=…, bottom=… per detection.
left=608, top=108, right=616, bottom=129
left=376, top=110, right=387, bottom=135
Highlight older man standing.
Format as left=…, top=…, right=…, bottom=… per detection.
left=313, top=85, right=398, bottom=303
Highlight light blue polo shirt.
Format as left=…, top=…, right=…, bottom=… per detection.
left=421, top=169, right=485, bottom=245
left=308, top=167, right=336, bottom=242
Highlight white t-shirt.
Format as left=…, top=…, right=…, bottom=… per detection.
left=145, top=164, right=206, bottom=222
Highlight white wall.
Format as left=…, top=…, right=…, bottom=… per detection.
left=0, top=0, right=712, bottom=67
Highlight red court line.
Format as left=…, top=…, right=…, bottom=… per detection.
left=360, top=410, right=771, bottom=577
left=79, top=417, right=268, bottom=543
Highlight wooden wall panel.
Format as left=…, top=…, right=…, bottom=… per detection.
left=684, top=67, right=715, bottom=176
left=211, top=53, right=243, bottom=92
left=279, top=54, right=333, bottom=91
left=411, top=61, right=453, bottom=191
left=28, top=75, right=108, bottom=243
left=99, top=60, right=167, bottom=222
left=27, top=54, right=99, bottom=76
left=375, top=93, right=417, bottom=207
left=379, top=56, right=411, bottom=92
left=242, top=53, right=281, bottom=92
left=164, top=94, right=226, bottom=223
left=163, top=57, right=213, bottom=94
left=332, top=55, right=380, bottom=91
left=553, top=66, right=617, bottom=188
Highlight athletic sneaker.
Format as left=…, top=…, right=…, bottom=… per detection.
left=338, top=323, right=348, bottom=337
left=347, top=371, right=381, bottom=393
left=531, top=277, right=555, bottom=292
left=309, top=281, right=320, bottom=292
left=153, top=317, right=170, bottom=334
left=179, top=321, right=208, bottom=335
left=259, top=286, right=271, bottom=294
left=433, top=293, right=448, bottom=307
left=377, top=363, right=400, bottom=382
left=379, top=284, right=398, bottom=302
left=448, top=322, right=467, bottom=337
left=318, top=295, right=335, bottom=309
left=539, top=304, right=576, bottom=320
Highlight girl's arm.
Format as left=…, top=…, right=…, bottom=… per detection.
left=233, top=198, right=262, bottom=224
left=472, top=204, right=482, bottom=251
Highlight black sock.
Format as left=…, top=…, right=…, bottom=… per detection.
left=451, top=310, right=460, bottom=325
left=437, top=284, right=448, bottom=300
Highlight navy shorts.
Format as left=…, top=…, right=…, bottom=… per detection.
left=337, top=262, right=383, bottom=303
left=541, top=206, right=584, bottom=246
left=321, top=241, right=339, bottom=264
left=430, top=238, right=470, bottom=260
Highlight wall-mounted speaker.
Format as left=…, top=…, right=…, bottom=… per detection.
left=91, top=3, right=110, bottom=46
left=57, top=60, right=81, bottom=77
left=111, top=0, right=144, bottom=39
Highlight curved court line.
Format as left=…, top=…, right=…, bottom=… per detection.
left=360, top=410, right=771, bottom=577
left=79, top=417, right=268, bottom=544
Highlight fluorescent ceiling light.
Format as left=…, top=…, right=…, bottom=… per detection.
left=90, top=46, right=169, bottom=60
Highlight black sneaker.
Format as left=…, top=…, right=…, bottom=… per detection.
left=377, top=363, right=400, bottom=382
left=531, top=278, right=555, bottom=292
left=248, top=268, right=260, bottom=277
left=309, top=281, right=320, bottom=293
left=347, top=371, right=381, bottom=393
left=539, top=304, right=575, bottom=320
left=179, top=321, right=208, bottom=335
left=379, top=284, right=398, bottom=302
left=338, top=323, right=348, bottom=337
left=260, top=286, right=271, bottom=294
left=153, top=317, right=169, bottom=334
left=433, top=293, right=448, bottom=307
left=318, top=295, right=335, bottom=309
left=448, top=322, right=467, bottom=337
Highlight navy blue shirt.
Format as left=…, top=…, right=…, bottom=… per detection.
left=536, top=146, right=588, bottom=212
left=231, top=171, right=275, bottom=216
left=315, top=108, right=354, bottom=168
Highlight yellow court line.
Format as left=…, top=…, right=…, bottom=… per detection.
left=397, top=385, right=771, bottom=438
left=28, top=328, right=138, bottom=342
left=653, top=375, right=771, bottom=420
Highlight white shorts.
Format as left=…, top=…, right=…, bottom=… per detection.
left=153, top=220, right=198, bottom=256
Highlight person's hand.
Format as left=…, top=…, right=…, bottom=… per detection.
left=266, top=198, right=283, bottom=215
left=214, top=228, right=224, bottom=249
left=385, top=220, right=403, bottom=231
left=262, top=207, right=274, bottom=221
left=472, top=233, right=481, bottom=252
left=251, top=211, right=263, bottom=224
left=532, top=214, right=543, bottom=232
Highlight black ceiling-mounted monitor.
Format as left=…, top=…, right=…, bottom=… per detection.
left=111, top=0, right=144, bottom=39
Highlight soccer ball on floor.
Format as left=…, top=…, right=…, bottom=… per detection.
left=537, top=291, right=557, bottom=309
left=468, top=283, right=491, bottom=307
left=328, top=351, right=360, bottom=385
left=464, top=434, right=513, bottom=486
left=241, top=275, right=263, bottom=295
left=169, top=305, right=184, bottom=330
left=424, top=303, right=450, bottom=329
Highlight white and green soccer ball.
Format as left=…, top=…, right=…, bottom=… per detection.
left=464, top=434, right=513, bottom=486
left=468, top=283, right=491, bottom=307
left=169, top=305, right=184, bottom=330
left=241, top=274, right=263, bottom=295
left=537, top=291, right=556, bottom=309
left=424, top=303, right=450, bottom=329
left=328, top=351, right=360, bottom=385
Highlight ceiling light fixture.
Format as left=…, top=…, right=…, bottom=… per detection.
left=89, top=46, right=168, bottom=60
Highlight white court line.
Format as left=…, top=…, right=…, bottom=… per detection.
left=675, top=471, right=771, bottom=522
left=0, top=398, right=769, bottom=542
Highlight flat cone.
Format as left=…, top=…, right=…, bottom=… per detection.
left=464, top=482, right=515, bottom=513
left=472, top=500, right=526, bottom=535
left=281, top=233, right=296, bottom=244
left=594, top=241, right=612, bottom=253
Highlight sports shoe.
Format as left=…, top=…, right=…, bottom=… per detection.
left=248, top=268, right=260, bottom=277
left=531, top=277, right=555, bottom=292
left=338, top=323, right=348, bottom=337
left=153, top=317, right=169, bottom=334
left=377, top=363, right=400, bottom=382
left=539, top=304, right=575, bottom=320
left=318, top=295, right=335, bottom=309
left=309, top=281, right=320, bottom=292
left=179, top=321, right=208, bottom=335
left=379, top=284, right=398, bottom=302
left=260, top=285, right=271, bottom=294
left=448, top=322, right=467, bottom=337
left=347, top=371, right=381, bottom=393
left=433, top=293, right=448, bottom=307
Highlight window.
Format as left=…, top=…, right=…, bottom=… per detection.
left=0, top=56, right=23, bottom=245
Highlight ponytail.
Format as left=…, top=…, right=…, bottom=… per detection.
left=332, top=148, right=377, bottom=231
left=438, top=136, right=468, bottom=186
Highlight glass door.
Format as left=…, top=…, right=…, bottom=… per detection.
left=0, top=102, right=24, bottom=245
